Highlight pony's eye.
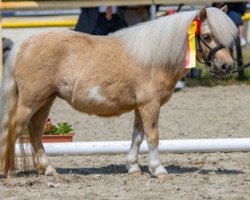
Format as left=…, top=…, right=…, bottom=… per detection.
left=202, top=34, right=211, bottom=43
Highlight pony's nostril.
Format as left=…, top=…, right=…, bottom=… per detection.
left=221, top=64, right=227, bottom=71
left=220, top=64, right=234, bottom=74
left=207, top=61, right=213, bottom=67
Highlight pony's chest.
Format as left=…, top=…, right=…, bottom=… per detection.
left=157, top=86, right=174, bottom=105
left=136, top=80, right=174, bottom=105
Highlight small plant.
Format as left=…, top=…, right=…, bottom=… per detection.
left=44, top=118, right=73, bottom=135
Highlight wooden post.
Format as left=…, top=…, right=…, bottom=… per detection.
left=236, top=36, right=244, bottom=80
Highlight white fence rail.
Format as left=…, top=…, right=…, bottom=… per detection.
left=15, top=138, right=250, bottom=156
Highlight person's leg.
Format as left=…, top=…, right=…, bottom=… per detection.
left=238, top=23, right=246, bottom=47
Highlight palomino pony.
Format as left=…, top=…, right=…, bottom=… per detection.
left=0, top=6, right=237, bottom=178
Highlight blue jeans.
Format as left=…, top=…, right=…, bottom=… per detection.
left=227, top=11, right=243, bottom=26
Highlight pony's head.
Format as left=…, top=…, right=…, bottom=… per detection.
left=196, top=6, right=238, bottom=77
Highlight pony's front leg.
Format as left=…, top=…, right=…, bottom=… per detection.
left=138, top=101, right=168, bottom=179
left=126, top=110, right=144, bottom=176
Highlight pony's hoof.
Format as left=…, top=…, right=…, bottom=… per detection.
left=44, top=165, right=59, bottom=178
left=5, top=171, right=16, bottom=179
left=36, top=164, right=46, bottom=175
left=150, top=165, right=168, bottom=179
left=127, top=163, right=142, bottom=177
left=46, top=170, right=61, bottom=180
left=156, top=173, right=168, bottom=180
left=130, top=171, right=143, bottom=177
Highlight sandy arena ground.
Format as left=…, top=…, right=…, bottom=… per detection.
left=1, top=84, right=250, bottom=200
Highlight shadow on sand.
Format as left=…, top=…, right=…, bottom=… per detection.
left=55, top=164, right=243, bottom=176
left=0, top=164, right=243, bottom=178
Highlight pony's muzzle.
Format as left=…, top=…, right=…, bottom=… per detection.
left=212, top=63, right=235, bottom=77
left=220, top=63, right=235, bottom=74
left=206, top=61, right=235, bottom=77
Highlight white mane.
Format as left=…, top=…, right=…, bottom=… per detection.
left=113, top=8, right=238, bottom=73
left=206, top=7, right=238, bottom=47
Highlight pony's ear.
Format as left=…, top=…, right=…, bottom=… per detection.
left=220, top=5, right=228, bottom=13
left=199, top=7, right=207, bottom=22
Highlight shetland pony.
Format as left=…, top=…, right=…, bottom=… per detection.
left=0, top=7, right=237, bottom=178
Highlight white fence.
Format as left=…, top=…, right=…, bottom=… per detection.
left=16, top=138, right=250, bottom=156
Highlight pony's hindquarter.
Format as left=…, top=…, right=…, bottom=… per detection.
left=0, top=42, right=59, bottom=177
left=0, top=46, right=19, bottom=175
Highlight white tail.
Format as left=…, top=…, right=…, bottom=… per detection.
left=0, top=45, right=19, bottom=174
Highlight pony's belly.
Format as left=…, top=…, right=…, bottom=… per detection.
left=64, top=84, right=136, bottom=117
left=70, top=100, right=134, bottom=117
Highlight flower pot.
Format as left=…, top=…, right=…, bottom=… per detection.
left=22, top=134, right=74, bottom=143
left=42, top=134, right=74, bottom=143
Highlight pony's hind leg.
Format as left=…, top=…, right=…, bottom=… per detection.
left=126, top=110, right=144, bottom=176
left=138, top=101, right=168, bottom=179
left=28, top=96, right=58, bottom=177
left=4, top=101, right=34, bottom=177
